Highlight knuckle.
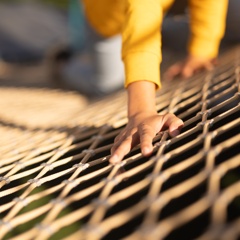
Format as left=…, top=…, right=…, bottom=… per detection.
left=139, top=124, right=155, bottom=137
left=139, top=123, right=149, bottom=131
left=141, top=128, right=149, bottom=136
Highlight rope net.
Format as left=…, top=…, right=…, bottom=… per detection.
left=0, top=47, right=239, bottom=240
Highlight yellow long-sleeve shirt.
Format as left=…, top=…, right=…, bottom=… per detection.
left=82, top=0, right=228, bottom=88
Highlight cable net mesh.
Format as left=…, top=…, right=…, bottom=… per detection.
left=0, top=47, right=239, bottom=240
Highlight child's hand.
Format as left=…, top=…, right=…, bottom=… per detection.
left=109, top=111, right=183, bottom=164
left=164, top=55, right=216, bottom=80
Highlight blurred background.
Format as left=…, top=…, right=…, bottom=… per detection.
left=0, top=0, right=70, bottom=88
left=0, top=0, right=239, bottom=128
left=0, top=0, right=89, bottom=129
left=0, top=0, right=239, bottom=89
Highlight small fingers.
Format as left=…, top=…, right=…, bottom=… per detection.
left=182, top=60, right=214, bottom=78
left=110, top=137, right=132, bottom=164
left=164, top=63, right=182, bottom=80
left=109, top=113, right=184, bottom=164
left=110, top=131, right=138, bottom=164
left=111, top=128, right=136, bottom=154
left=182, top=65, right=194, bottom=78
left=162, top=113, right=184, bottom=137
left=138, top=123, right=156, bottom=156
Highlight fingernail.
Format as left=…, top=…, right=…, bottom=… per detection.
left=171, top=129, right=180, bottom=137
left=109, top=154, right=119, bottom=164
left=142, top=147, right=150, bottom=156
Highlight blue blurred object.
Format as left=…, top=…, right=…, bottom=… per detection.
left=0, top=2, right=69, bottom=63
left=69, top=0, right=86, bottom=52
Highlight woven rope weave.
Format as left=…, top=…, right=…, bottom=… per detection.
left=0, top=46, right=239, bottom=240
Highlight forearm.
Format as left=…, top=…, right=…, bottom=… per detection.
left=127, top=81, right=157, bottom=118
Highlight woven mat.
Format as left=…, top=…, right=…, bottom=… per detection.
left=0, top=47, right=239, bottom=240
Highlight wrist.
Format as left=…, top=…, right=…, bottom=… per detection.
left=127, top=81, right=157, bottom=117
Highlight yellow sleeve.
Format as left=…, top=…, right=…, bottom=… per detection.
left=83, top=0, right=165, bottom=89
left=122, top=0, right=163, bottom=89
left=82, top=0, right=124, bottom=37
left=188, top=0, right=228, bottom=58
